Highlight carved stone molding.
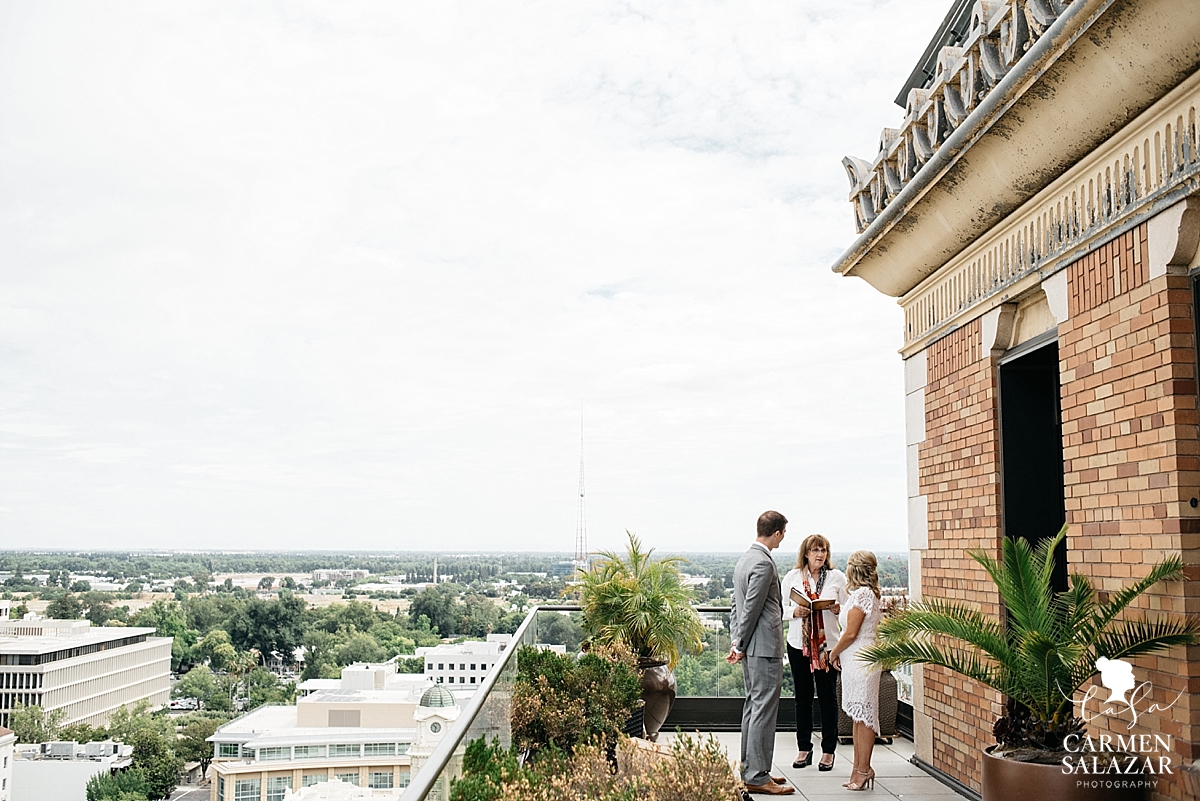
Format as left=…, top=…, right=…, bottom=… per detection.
left=844, top=0, right=1077, bottom=235
left=898, top=68, right=1200, bottom=354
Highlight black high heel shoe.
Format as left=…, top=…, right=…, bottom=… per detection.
left=818, top=753, right=835, bottom=771
left=792, top=751, right=812, bottom=769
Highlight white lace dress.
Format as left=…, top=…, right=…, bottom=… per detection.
left=839, top=586, right=883, bottom=735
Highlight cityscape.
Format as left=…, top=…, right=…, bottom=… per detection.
left=2, top=1, right=1199, bottom=801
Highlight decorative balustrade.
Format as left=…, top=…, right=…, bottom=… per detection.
left=899, top=69, right=1200, bottom=348
left=844, top=0, right=1079, bottom=234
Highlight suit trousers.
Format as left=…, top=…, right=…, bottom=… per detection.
left=740, top=654, right=782, bottom=786
left=787, top=643, right=840, bottom=754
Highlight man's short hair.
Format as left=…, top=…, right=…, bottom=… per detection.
left=756, top=510, right=788, bottom=539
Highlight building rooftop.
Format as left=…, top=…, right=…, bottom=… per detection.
left=0, top=620, right=159, bottom=656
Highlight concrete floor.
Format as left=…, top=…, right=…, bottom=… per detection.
left=658, top=731, right=967, bottom=800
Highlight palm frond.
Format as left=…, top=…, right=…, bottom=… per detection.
left=1093, top=617, right=1200, bottom=661
left=858, top=638, right=1008, bottom=693
left=1053, top=574, right=1096, bottom=642
left=1080, top=556, right=1188, bottom=644
left=877, top=599, right=1014, bottom=667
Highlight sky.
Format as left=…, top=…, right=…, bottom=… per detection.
left=0, top=0, right=950, bottom=554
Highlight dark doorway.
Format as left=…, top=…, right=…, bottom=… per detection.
left=999, top=340, right=1068, bottom=592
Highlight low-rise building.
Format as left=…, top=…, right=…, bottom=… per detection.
left=310, top=570, right=369, bottom=584
left=10, top=740, right=132, bottom=801
left=0, top=619, right=171, bottom=729
left=416, top=634, right=511, bottom=690
left=209, top=663, right=459, bottom=801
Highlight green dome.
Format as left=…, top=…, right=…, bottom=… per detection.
left=420, top=685, right=456, bottom=708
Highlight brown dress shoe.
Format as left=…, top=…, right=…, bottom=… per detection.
left=744, top=782, right=795, bottom=795
left=771, top=776, right=788, bottom=785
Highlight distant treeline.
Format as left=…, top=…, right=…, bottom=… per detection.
left=0, top=549, right=908, bottom=588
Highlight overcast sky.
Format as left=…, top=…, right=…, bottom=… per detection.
left=1, top=0, right=948, bottom=554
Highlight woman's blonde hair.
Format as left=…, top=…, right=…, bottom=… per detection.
left=845, top=550, right=881, bottom=598
left=794, top=534, right=832, bottom=570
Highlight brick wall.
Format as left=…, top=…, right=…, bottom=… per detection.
left=1059, top=225, right=1200, bottom=798
left=919, top=317, right=1005, bottom=792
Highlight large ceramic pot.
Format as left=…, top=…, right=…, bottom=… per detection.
left=638, top=659, right=676, bottom=742
left=981, top=746, right=1150, bottom=801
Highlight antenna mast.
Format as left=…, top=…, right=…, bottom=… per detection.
left=574, top=408, right=587, bottom=570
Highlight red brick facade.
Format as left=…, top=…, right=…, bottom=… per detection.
left=1058, top=224, right=1200, bottom=796
left=920, top=317, right=1005, bottom=792
left=916, top=222, right=1200, bottom=798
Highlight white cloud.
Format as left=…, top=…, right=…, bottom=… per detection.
left=0, top=0, right=949, bottom=553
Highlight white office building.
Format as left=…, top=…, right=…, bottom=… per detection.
left=0, top=619, right=171, bottom=729
left=10, top=740, right=132, bottom=801
left=0, top=727, right=14, bottom=801
left=416, top=634, right=512, bottom=690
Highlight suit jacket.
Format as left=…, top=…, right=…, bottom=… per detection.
left=730, top=543, right=784, bottom=659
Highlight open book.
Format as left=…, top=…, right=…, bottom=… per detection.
left=789, top=587, right=836, bottom=611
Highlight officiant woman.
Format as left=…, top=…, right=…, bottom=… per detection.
left=781, top=534, right=848, bottom=771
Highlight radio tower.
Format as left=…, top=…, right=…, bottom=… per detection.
left=573, top=409, right=588, bottom=572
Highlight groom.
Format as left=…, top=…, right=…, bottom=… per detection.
left=727, top=510, right=793, bottom=795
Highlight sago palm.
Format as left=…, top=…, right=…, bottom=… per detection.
left=861, top=525, right=1198, bottom=751
left=576, top=531, right=704, bottom=669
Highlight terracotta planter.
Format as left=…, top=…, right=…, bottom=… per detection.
left=638, top=660, right=676, bottom=742
left=981, top=746, right=1151, bottom=801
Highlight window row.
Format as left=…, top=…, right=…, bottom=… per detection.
left=219, top=741, right=410, bottom=760
left=219, top=770, right=410, bottom=799
left=426, top=662, right=490, bottom=671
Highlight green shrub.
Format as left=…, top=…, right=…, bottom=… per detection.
left=510, top=642, right=641, bottom=756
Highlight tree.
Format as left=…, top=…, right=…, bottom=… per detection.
left=80, top=591, right=115, bottom=625
left=60, top=722, right=109, bottom=743
left=227, top=595, right=305, bottom=665
left=106, top=700, right=173, bottom=743
left=257, top=576, right=275, bottom=591
left=70, top=580, right=92, bottom=593
left=176, top=717, right=223, bottom=777
left=280, top=576, right=297, bottom=590
left=132, top=601, right=197, bottom=671
left=246, top=668, right=294, bottom=710
left=86, top=768, right=149, bottom=801
left=128, top=727, right=182, bottom=800
left=8, top=704, right=64, bottom=743
left=46, top=593, right=82, bottom=620
left=195, top=629, right=236, bottom=672
left=173, top=666, right=231, bottom=712
left=409, top=588, right=461, bottom=636
left=300, top=630, right=336, bottom=681
left=334, top=632, right=385, bottom=666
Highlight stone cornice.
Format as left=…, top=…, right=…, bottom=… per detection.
left=831, top=0, right=1200, bottom=298
left=897, top=67, right=1200, bottom=357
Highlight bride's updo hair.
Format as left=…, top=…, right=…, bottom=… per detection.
left=845, top=550, right=881, bottom=598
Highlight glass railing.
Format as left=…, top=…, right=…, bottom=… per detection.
left=401, top=604, right=912, bottom=800
left=400, top=605, right=578, bottom=801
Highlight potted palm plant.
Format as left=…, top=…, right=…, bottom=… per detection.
left=861, top=525, right=1199, bottom=801
left=576, top=531, right=705, bottom=741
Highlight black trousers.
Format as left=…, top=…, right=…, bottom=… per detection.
left=786, top=642, right=840, bottom=754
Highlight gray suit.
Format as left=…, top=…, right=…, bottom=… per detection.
left=730, top=543, right=784, bottom=786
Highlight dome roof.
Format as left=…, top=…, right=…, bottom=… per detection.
left=419, top=685, right=457, bottom=708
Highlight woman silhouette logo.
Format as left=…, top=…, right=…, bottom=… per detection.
left=1094, top=656, right=1136, bottom=706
